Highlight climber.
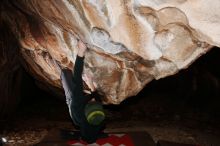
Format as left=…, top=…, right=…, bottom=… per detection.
left=57, top=40, right=106, bottom=143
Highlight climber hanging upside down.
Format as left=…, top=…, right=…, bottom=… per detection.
left=56, top=40, right=106, bottom=143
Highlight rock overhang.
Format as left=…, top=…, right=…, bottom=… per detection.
left=1, top=0, right=219, bottom=104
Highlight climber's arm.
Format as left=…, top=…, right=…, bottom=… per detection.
left=72, top=40, right=87, bottom=97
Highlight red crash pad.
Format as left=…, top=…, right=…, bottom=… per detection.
left=35, top=129, right=155, bottom=146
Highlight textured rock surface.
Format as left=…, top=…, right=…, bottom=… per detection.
left=1, top=0, right=220, bottom=104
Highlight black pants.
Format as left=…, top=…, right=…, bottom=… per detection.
left=60, top=69, right=80, bottom=126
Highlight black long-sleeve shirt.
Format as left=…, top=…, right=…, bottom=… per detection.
left=60, top=56, right=103, bottom=143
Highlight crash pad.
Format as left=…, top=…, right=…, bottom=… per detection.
left=35, top=129, right=155, bottom=146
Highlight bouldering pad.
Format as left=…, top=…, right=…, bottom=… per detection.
left=35, top=129, right=155, bottom=146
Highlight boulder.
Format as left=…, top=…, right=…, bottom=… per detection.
left=1, top=0, right=220, bottom=104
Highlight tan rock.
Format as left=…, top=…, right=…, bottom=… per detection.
left=2, top=0, right=219, bottom=104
